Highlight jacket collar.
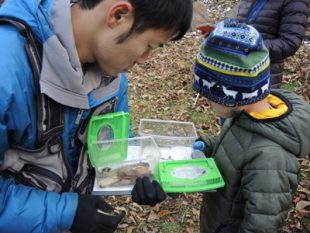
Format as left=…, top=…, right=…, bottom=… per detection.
left=40, top=0, right=104, bottom=109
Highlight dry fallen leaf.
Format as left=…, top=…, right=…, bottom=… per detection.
left=157, top=209, right=172, bottom=217
left=126, top=226, right=134, bottom=233
left=147, top=210, right=160, bottom=223
left=296, top=201, right=310, bottom=210
left=187, top=226, right=195, bottom=233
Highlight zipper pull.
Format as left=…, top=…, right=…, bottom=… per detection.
left=71, top=175, right=80, bottom=190
left=75, top=109, right=84, bottom=125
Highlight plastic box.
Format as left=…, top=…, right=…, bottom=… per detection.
left=139, top=119, right=198, bottom=160
left=139, top=119, right=225, bottom=193
left=91, top=136, right=161, bottom=195
left=139, top=119, right=198, bottom=147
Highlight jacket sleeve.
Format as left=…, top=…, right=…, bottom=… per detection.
left=198, top=135, right=218, bottom=157
left=199, top=118, right=232, bottom=156
left=263, top=0, right=309, bottom=60
left=0, top=177, right=78, bottom=233
left=115, top=72, right=134, bottom=137
left=0, top=26, right=78, bottom=233
left=239, top=147, right=300, bottom=233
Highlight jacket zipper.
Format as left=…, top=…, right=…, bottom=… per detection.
left=71, top=145, right=95, bottom=193
left=77, top=164, right=95, bottom=193
left=23, top=164, right=64, bottom=188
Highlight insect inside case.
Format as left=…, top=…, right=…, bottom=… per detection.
left=87, top=112, right=130, bottom=168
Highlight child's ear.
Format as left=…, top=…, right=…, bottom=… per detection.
left=106, top=1, right=133, bottom=28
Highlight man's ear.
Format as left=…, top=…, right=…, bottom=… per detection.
left=106, top=1, right=133, bottom=28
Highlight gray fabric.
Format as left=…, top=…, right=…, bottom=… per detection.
left=199, top=89, right=310, bottom=233
left=93, top=75, right=121, bottom=101
left=237, top=0, right=309, bottom=88
left=41, top=35, right=89, bottom=108
left=2, top=136, right=70, bottom=192
left=51, top=0, right=81, bottom=73
left=40, top=0, right=105, bottom=109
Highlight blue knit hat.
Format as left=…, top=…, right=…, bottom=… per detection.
left=193, top=18, right=270, bottom=107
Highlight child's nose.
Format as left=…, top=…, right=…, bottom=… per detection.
left=136, top=51, right=150, bottom=64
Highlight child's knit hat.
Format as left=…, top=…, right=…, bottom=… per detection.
left=193, top=18, right=270, bottom=107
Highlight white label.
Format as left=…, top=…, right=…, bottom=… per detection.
left=171, top=166, right=207, bottom=179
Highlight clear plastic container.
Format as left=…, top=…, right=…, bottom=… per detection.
left=91, top=136, right=161, bottom=195
left=138, top=119, right=198, bottom=160
left=139, top=119, right=198, bottom=146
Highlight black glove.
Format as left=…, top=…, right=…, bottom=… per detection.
left=167, top=192, right=180, bottom=198
left=131, top=176, right=166, bottom=206
left=70, top=195, right=125, bottom=233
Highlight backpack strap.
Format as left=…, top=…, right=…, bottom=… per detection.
left=0, top=18, right=64, bottom=146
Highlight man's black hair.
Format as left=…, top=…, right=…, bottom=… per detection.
left=77, top=0, right=193, bottom=42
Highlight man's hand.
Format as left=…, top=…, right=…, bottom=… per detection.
left=70, top=195, right=125, bottom=233
left=131, top=176, right=166, bottom=206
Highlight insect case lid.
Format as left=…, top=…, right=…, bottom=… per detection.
left=87, top=112, right=130, bottom=168
left=156, top=158, right=225, bottom=193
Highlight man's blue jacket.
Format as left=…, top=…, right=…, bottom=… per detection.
left=0, top=0, right=130, bottom=232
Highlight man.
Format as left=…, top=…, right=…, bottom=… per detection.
left=236, top=0, right=309, bottom=88
left=0, top=0, right=193, bottom=232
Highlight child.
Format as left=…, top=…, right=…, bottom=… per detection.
left=192, top=19, right=310, bottom=232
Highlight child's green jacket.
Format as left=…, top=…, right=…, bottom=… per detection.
left=200, top=89, right=310, bottom=233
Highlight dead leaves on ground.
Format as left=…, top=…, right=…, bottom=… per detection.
left=107, top=193, right=202, bottom=232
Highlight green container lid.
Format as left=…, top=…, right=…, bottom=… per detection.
left=87, top=112, right=130, bottom=168
left=155, top=158, right=225, bottom=193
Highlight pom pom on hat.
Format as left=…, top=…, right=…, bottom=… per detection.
left=193, top=18, right=270, bottom=107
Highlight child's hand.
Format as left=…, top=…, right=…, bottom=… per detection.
left=193, top=140, right=206, bottom=151
left=196, top=24, right=215, bottom=38
left=191, top=140, right=208, bottom=158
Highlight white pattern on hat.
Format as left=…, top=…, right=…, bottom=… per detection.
left=261, top=80, right=270, bottom=93
left=222, top=86, right=238, bottom=99
left=202, top=79, right=216, bottom=89
left=242, top=90, right=259, bottom=100
left=194, top=74, right=200, bottom=82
